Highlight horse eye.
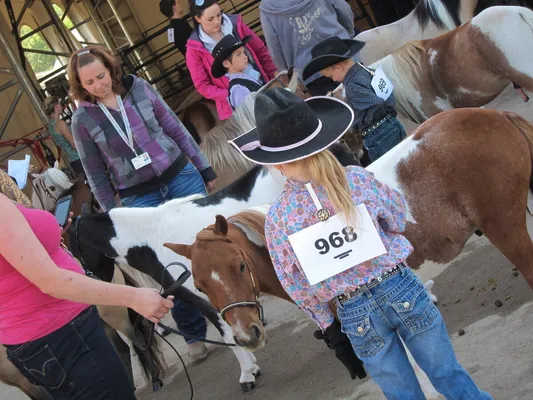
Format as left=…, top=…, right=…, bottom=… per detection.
left=240, top=261, right=246, bottom=273
left=49, top=186, right=56, bottom=191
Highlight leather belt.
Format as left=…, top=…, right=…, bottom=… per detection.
left=361, top=116, right=390, bottom=137
left=337, top=263, right=405, bottom=305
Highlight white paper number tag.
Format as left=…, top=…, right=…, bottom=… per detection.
left=167, top=28, right=175, bottom=43
left=288, top=204, right=387, bottom=286
left=131, top=152, right=152, bottom=170
left=371, top=68, right=394, bottom=101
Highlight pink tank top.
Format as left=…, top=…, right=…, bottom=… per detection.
left=0, top=205, right=89, bottom=345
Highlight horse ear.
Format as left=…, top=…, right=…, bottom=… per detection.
left=164, top=243, right=192, bottom=260
left=214, top=215, right=228, bottom=236
left=53, top=161, right=59, bottom=169
left=287, top=65, right=294, bottom=80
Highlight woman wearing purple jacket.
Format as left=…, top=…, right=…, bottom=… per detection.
left=68, top=46, right=215, bottom=361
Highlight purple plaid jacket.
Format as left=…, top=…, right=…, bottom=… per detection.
left=72, top=76, right=214, bottom=211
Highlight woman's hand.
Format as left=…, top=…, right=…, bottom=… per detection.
left=131, top=288, right=175, bottom=324
left=206, top=179, right=217, bottom=192
left=61, top=212, right=74, bottom=234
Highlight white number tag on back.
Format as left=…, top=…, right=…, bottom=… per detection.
left=288, top=204, right=387, bottom=286
left=131, top=152, right=152, bottom=170
left=371, top=68, right=394, bottom=101
left=167, top=28, right=175, bottom=43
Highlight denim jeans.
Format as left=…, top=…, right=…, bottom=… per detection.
left=363, top=116, right=407, bottom=163
left=337, top=267, right=492, bottom=400
left=120, top=162, right=208, bottom=344
left=5, top=307, right=135, bottom=399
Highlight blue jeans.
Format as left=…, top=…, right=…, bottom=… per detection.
left=5, top=307, right=135, bottom=399
left=121, top=162, right=208, bottom=344
left=337, top=268, right=492, bottom=400
left=364, top=116, right=407, bottom=163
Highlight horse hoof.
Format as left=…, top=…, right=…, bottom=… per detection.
left=240, top=382, right=255, bottom=392
left=152, top=380, right=164, bottom=392
left=253, top=370, right=261, bottom=379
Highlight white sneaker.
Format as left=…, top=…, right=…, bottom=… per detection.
left=188, top=342, right=208, bottom=361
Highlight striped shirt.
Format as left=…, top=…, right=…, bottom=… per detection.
left=72, top=76, right=214, bottom=211
left=343, top=63, right=397, bottom=132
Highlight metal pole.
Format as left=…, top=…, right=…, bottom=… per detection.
left=81, top=0, right=114, bottom=50
left=0, top=26, right=49, bottom=125
left=106, top=0, right=154, bottom=82
left=42, top=0, right=80, bottom=52
left=0, top=87, right=23, bottom=139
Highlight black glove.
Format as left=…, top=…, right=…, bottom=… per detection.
left=314, top=320, right=367, bottom=380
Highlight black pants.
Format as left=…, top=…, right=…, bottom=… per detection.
left=5, top=306, right=135, bottom=399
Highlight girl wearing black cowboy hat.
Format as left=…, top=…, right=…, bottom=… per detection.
left=229, top=88, right=492, bottom=400
left=303, top=36, right=406, bottom=165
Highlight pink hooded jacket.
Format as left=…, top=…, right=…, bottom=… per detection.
left=186, top=14, right=277, bottom=120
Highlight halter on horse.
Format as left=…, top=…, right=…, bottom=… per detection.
left=30, top=164, right=73, bottom=211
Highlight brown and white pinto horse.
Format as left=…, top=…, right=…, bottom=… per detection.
left=165, top=107, right=533, bottom=396
left=365, top=6, right=533, bottom=123
left=355, top=0, right=478, bottom=64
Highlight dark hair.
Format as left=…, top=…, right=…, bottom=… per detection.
left=160, top=0, right=176, bottom=18
left=67, top=46, right=124, bottom=103
left=190, top=0, right=218, bottom=27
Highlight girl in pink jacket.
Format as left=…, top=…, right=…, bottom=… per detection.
left=186, top=0, right=277, bottom=120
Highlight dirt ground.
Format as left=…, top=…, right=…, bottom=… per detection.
left=3, top=85, right=533, bottom=400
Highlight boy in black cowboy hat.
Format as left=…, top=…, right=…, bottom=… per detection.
left=211, top=35, right=263, bottom=110
left=303, top=36, right=406, bottom=164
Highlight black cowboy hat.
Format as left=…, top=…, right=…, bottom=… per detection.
left=303, top=36, right=365, bottom=80
left=228, top=88, right=354, bottom=165
left=211, top=34, right=252, bottom=78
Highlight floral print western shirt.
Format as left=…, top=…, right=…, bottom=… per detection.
left=265, top=166, right=413, bottom=330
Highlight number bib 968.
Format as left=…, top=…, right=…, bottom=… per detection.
left=288, top=204, right=387, bottom=285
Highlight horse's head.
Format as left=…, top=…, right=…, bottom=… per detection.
left=164, top=214, right=267, bottom=350
left=30, top=166, right=73, bottom=211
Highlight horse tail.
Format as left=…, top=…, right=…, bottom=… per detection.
left=503, top=111, right=533, bottom=192
left=413, top=0, right=461, bottom=30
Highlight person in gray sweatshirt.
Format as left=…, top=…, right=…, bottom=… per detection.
left=260, top=0, right=358, bottom=96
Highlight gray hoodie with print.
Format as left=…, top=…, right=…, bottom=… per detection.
left=260, top=0, right=356, bottom=84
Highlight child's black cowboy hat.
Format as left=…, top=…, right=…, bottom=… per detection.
left=228, top=88, right=354, bottom=165
left=303, top=36, right=365, bottom=80
left=211, top=34, right=252, bottom=78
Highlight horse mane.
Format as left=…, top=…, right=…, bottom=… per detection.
left=199, top=94, right=256, bottom=174
left=228, top=210, right=267, bottom=245
left=414, top=0, right=461, bottom=30
left=378, top=41, right=427, bottom=123
left=45, top=167, right=73, bottom=191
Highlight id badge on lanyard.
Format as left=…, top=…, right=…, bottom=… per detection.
left=98, top=95, right=152, bottom=170
left=287, top=183, right=387, bottom=285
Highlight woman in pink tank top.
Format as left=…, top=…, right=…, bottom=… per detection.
left=0, top=193, right=174, bottom=399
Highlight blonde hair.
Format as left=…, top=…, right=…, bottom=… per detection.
left=300, top=150, right=355, bottom=225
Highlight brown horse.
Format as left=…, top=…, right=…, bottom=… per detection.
left=164, top=107, right=533, bottom=396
